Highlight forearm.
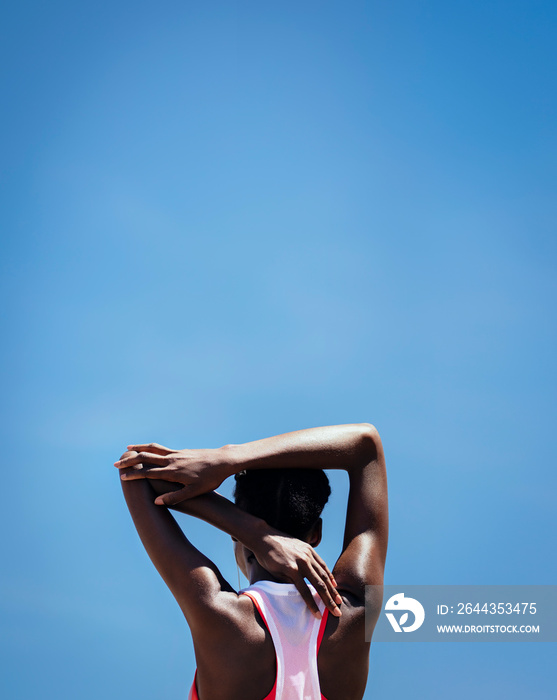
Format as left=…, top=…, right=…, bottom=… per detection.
left=220, top=423, right=378, bottom=477
left=149, top=479, right=271, bottom=551
left=116, top=424, right=379, bottom=506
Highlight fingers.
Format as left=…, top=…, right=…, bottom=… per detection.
left=118, top=450, right=137, bottom=462
left=292, top=551, right=342, bottom=618
left=304, top=562, right=342, bottom=617
left=114, top=452, right=168, bottom=469
left=314, top=564, right=342, bottom=616
left=313, top=551, right=342, bottom=605
left=312, top=551, right=339, bottom=592
left=154, top=487, right=190, bottom=507
left=126, top=443, right=174, bottom=455
left=120, top=466, right=169, bottom=481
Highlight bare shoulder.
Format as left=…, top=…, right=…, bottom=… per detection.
left=191, top=592, right=277, bottom=700
left=191, top=592, right=270, bottom=667
left=190, top=590, right=264, bottom=642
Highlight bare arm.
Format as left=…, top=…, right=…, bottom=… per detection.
left=335, top=426, right=388, bottom=598
left=117, top=424, right=388, bottom=603
left=119, top=451, right=340, bottom=617
left=119, top=458, right=236, bottom=633
left=147, top=481, right=341, bottom=617
left=221, top=423, right=388, bottom=600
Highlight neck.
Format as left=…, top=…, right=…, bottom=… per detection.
left=248, top=562, right=283, bottom=585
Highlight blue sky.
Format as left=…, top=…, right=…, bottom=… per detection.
left=1, top=1, right=555, bottom=698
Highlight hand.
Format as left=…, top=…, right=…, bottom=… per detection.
left=114, top=443, right=228, bottom=505
left=253, top=531, right=343, bottom=618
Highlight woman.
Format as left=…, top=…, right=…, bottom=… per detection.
left=115, top=423, right=388, bottom=700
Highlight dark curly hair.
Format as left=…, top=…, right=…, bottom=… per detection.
left=233, top=469, right=331, bottom=539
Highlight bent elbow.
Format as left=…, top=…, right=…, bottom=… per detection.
left=358, top=423, right=381, bottom=461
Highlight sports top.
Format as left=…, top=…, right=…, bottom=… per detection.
left=188, top=580, right=330, bottom=700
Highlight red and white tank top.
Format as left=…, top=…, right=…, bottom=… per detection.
left=188, top=581, right=330, bottom=700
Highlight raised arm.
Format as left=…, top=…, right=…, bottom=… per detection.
left=333, top=425, right=388, bottom=599
left=119, top=453, right=340, bottom=618
left=221, top=423, right=388, bottom=600
left=117, top=424, right=388, bottom=603
left=147, top=482, right=341, bottom=617
left=118, top=450, right=242, bottom=638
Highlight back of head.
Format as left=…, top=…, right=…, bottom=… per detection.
left=233, top=469, right=331, bottom=539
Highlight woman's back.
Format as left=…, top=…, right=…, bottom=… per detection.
left=116, top=424, right=387, bottom=700
left=189, top=582, right=371, bottom=700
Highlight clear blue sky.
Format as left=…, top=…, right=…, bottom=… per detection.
left=1, top=1, right=555, bottom=698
